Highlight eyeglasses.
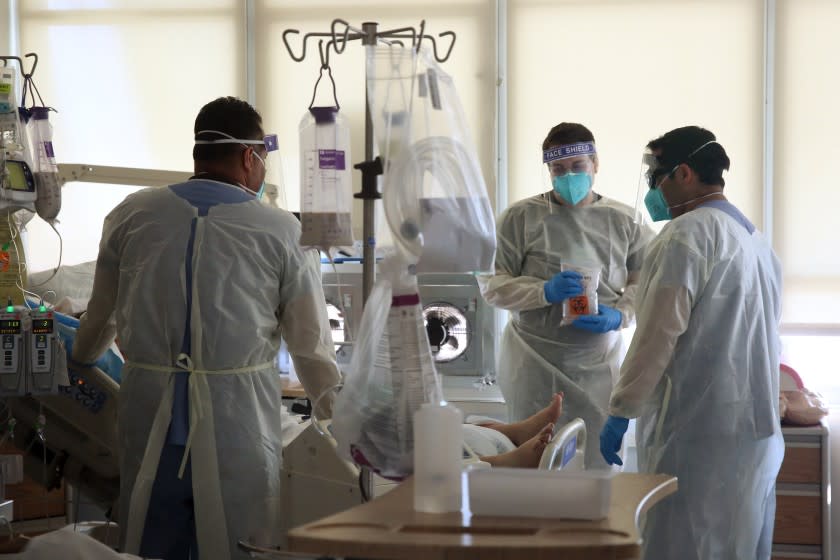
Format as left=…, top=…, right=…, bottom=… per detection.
left=647, top=163, right=681, bottom=189
left=647, top=167, right=668, bottom=189
left=548, top=159, right=593, bottom=177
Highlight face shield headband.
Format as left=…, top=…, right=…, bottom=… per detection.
left=194, top=130, right=279, bottom=199
left=194, top=130, right=279, bottom=153
left=542, top=141, right=597, bottom=164
left=543, top=142, right=597, bottom=206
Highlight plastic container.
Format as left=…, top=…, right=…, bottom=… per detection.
left=560, top=263, right=600, bottom=326
left=331, top=256, right=445, bottom=481
left=298, top=106, right=353, bottom=250
left=28, top=107, right=61, bottom=222
left=467, top=467, right=614, bottom=519
left=413, top=402, right=463, bottom=513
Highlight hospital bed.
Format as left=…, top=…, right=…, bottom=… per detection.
left=2, top=364, right=120, bottom=517
left=3, top=362, right=586, bottom=554
left=14, top=262, right=586, bottom=552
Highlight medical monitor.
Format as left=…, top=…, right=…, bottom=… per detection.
left=2, top=160, right=36, bottom=192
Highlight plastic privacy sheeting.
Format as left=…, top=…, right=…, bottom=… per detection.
left=331, top=256, right=444, bottom=480
left=365, top=45, right=495, bottom=273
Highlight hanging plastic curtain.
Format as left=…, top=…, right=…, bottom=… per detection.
left=299, top=55, right=354, bottom=255
left=331, top=255, right=444, bottom=480
left=365, top=44, right=496, bottom=273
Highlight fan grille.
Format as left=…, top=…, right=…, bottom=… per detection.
left=423, top=303, right=470, bottom=363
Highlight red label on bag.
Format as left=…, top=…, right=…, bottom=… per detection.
left=568, top=296, right=590, bottom=316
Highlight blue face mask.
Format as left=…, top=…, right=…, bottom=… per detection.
left=552, top=173, right=592, bottom=205
left=251, top=150, right=267, bottom=200
left=644, top=187, right=671, bottom=222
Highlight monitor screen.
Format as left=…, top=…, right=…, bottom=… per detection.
left=3, top=161, right=34, bottom=192
left=0, top=319, right=21, bottom=334
left=31, top=318, right=54, bottom=334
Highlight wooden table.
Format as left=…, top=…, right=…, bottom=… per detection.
left=287, top=472, right=677, bottom=560
left=280, top=377, right=308, bottom=399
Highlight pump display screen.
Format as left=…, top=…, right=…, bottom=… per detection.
left=3, top=161, right=35, bottom=192
left=31, top=319, right=53, bottom=334
left=0, top=319, right=21, bottom=334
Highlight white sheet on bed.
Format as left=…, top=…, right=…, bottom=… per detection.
left=28, top=261, right=97, bottom=303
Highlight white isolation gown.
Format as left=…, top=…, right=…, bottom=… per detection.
left=480, top=192, right=653, bottom=469
left=74, top=179, right=341, bottom=559
left=609, top=201, right=784, bottom=559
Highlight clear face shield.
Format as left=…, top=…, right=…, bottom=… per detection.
left=634, top=140, right=722, bottom=223
left=194, top=131, right=285, bottom=205
left=634, top=149, right=669, bottom=223
left=543, top=142, right=596, bottom=206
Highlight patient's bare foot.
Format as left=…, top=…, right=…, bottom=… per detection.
left=481, top=393, right=563, bottom=446
left=481, top=423, right=554, bottom=468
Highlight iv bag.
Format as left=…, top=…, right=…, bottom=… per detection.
left=27, top=107, right=62, bottom=222
left=331, top=255, right=444, bottom=481
left=298, top=107, right=354, bottom=252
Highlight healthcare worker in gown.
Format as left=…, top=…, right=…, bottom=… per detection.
left=72, top=97, right=341, bottom=560
left=480, top=122, right=654, bottom=469
left=600, top=126, right=784, bottom=559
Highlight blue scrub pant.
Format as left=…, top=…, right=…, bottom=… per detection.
left=139, top=444, right=198, bottom=560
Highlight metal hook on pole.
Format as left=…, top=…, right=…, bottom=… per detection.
left=22, top=52, right=38, bottom=78
left=330, top=19, right=359, bottom=54
left=308, top=65, right=340, bottom=110
left=282, top=29, right=307, bottom=62
left=318, top=39, right=330, bottom=69
left=415, top=20, right=426, bottom=53
left=419, top=32, right=457, bottom=62
left=0, top=56, right=23, bottom=69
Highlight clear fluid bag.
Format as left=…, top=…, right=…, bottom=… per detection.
left=331, top=255, right=444, bottom=480
left=299, top=73, right=354, bottom=253
left=27, top=107, right=61, bottom=222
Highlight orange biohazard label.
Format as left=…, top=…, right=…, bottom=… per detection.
left=568, top=295, right=590, bottom=316
left=0, top=252, right=10, bottom=272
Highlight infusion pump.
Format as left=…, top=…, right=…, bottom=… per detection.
left=0, top=305, right=67, bottom=396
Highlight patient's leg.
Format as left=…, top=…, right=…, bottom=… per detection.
left=479, top=393, right=563, bottom=446
left=480, top=423, right=554, bottom=468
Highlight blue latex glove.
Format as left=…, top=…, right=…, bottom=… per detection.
left=543, top=270, right=583, bottom=303
left=573, top=303, right=623, bottom=333
left=600, top=415, right=629, bottom=466
left=58, top=325, right=124, bottom=383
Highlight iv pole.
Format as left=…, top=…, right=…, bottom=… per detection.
left=281, top=19, right=456, bottom=305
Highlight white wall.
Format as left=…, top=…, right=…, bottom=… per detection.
left=1, top=1, right=18, bottom=55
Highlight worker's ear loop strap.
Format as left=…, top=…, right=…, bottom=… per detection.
left=122, top=220, right=273, bottom=558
